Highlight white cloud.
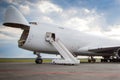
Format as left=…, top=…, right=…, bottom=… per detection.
left=52, top=8, right=105, bottom=33
left=5, top=0, right=13, bottom=3
left=5, top=0, right=23, bottom=5
left=103, top=24, right=120, bottom=40
left=42, top=16, right=53, bottom=23
left=84, top=8, right=90, bottom=13
left=19, top=5, right=30, bottom=15
left=64, top=17, right=90, bottom=31
left=37, top=1, right=63, bottom=14
left=0, top=26, right=22, bottom=40
left=0, top=33, right=12, bottom=40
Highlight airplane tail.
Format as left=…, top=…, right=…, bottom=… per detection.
left=3, top=6, right=29, bottom=29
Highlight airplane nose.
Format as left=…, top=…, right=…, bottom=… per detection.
left=3, top=6, right=29, bottom=29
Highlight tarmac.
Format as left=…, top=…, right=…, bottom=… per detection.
left=0, top=62, right=120, bottom=80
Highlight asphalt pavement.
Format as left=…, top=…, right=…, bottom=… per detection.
left=0, top=62, right=120, bottom=80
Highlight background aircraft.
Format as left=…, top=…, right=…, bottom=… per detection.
left=3, top=6, right=120, bottom=64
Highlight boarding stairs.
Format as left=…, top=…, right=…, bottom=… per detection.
left=45, top=32, right=80, bottom=65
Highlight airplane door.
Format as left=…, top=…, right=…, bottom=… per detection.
left=45, top=32, right=56, bottom=42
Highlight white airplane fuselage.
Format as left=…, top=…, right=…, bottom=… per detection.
left=19, top=22, right=120, bottom=56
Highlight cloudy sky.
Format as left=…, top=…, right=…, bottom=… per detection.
left=1, top=0, right=120, bottom=58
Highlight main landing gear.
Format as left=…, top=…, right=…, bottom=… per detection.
left=88, top=55, right=120, bottom=63
left=88, top=56, right=96, bottom=63
left=101, top=56, right=120, bottom=62
left=34, top=52, right=43, bottom=64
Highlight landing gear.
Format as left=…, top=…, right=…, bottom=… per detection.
left=101, top=56, right=110, bottom=62
left=101, top=56, right=120, bottom=63
left=34, top=52, right=43, bottom=64
left=35, top=58, right=43, bottom=64
left=88, top=56, right=96, bottom=63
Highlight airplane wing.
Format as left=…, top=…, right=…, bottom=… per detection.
left=78, top=45, right=120, bottom=56
left=88, top=46, right=120, bottom=53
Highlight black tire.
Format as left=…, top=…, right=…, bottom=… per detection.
left=35, top=58, right=43, bottom=64
left=88, top=59, right=91, bottom=63
left=93, top=59, right=96, bottom=63
left=101, top=59, right=105, bottom=62
left=88, top=59, right=96, bottom=63
left=101, top=59, right=103, bottom=62
left=101, top=59, right=108, bottom=62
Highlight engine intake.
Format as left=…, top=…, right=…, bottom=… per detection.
left=115, top=48, right=120, bottom=58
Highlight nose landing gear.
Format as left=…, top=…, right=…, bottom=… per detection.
left=34, top=52, right=43, bottom=64
left=35, top=58, right=43, bottom=64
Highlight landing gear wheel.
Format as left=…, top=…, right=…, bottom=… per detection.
left=88, top=59, right=91, bottom=63
left=88, top=59, right=96, bottom=63
left=35, top=58, right=43, bottom=64
left=88, top=56, right=96, bottom=63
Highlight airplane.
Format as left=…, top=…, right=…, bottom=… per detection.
left=3, top=6, right=120, bottom=65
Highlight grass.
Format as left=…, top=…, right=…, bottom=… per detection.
left=80, top=58, right=101, bottom=63
left=0, top=58, right=52, bottom=63
left=0, top=58, right=101, bottom=63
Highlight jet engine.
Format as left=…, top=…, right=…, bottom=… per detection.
left=115, top=48, right=120, bottom=58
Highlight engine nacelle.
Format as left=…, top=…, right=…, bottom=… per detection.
left=115, top=48, right=120, bottom=58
